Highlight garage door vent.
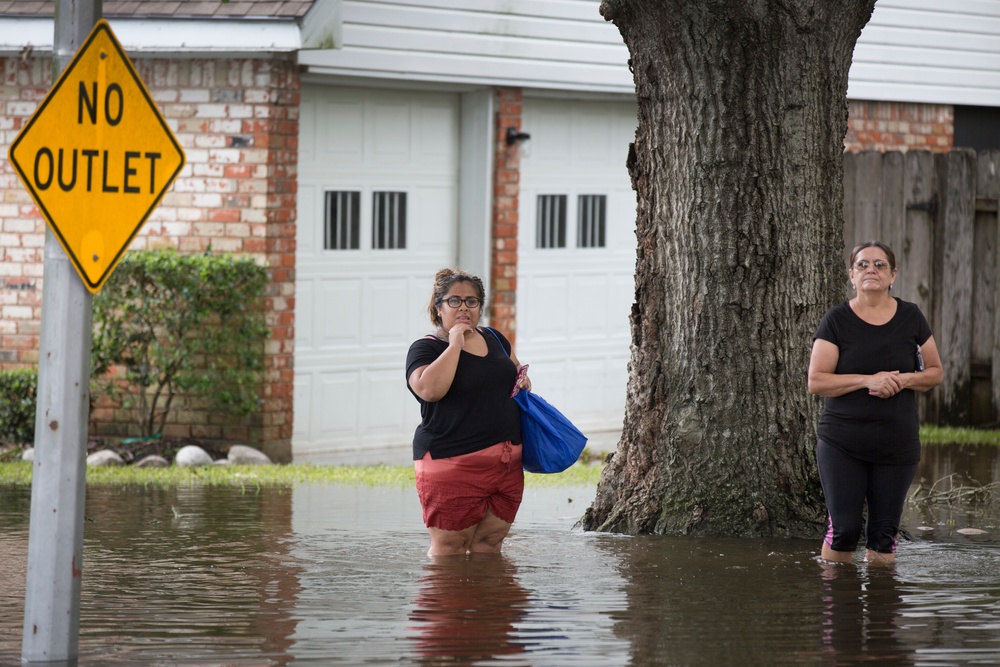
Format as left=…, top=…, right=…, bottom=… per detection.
left=578, top=195, right=607, bottom=248
left=372, top=191, right=407, bottom=250
left=324, top=191, right=361, bottom=250
left=536, top=194, right=567, bottom=248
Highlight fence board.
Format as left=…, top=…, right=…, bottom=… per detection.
left=976, top=150, right=1000, bottom=424
left=882, top=151, right=906, bottom=276
left=842, top=150, right=857, bottom=270
left=992, top=149, right=1000, bottom=425
left=936, top=149, right=976, bottom=424
left=902, top=150, right=938, bottom=422
left=901, top=151, right=936, bottom=323
left=853, top=151, right=885, bottom=245
left=973, top=153, right=998, bottom=367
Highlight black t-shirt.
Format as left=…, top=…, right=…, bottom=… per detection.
left=814, top=298, right=933, bottom=464
left=405, top=327, right=522, bottom=460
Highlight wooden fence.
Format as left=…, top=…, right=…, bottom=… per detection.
left=843, top=149, right=999, bottom=427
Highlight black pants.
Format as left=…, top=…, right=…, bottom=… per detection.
left=816, top=440, right=918, bottom=554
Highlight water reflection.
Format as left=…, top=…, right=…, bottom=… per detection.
left=2, top=444, right=1000, bottom=665
left=606, top=536, right=827, bottom=664
left=2, top=485, right=303, bottom=666
left=919, top=443, right=1000, bottom=488
left=408, top=554, right=529, bottom=664
left=819, top=564, right=911, bottom=666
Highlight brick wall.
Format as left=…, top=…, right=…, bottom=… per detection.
left=0, top=55, right=297, bottom=460
left=490, top=88, right=522, bottom=346
left=845, top=100, right=953, bottom=153
left=0, top=57, right=48, bottom=367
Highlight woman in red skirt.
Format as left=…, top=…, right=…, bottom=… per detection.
left=405, top=269, right=531, bottom=557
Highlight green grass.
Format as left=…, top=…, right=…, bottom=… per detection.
left=920, top=425, right=1000, bottom=447
left=0, top=460, right=606, bottom=489
left=3, top=426, right=997, bottom=490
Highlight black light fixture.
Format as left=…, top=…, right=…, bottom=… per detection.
left=506, top=126, right=531, bottom=146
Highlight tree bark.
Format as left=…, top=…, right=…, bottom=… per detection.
left=583, top=0, right=877, bottom=536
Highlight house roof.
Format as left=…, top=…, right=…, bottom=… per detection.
left=0, top=1, right=314, bottom=19
left=0, top=1, right=325, bottom=54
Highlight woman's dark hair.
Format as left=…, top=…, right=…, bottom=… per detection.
left=428, top=268, right=486, bottom=328
left=849, top=240, right=897, bottom=271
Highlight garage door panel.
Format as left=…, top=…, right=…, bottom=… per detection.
left=521, top=274, right=569, bottom=339
left=367, top=279, right=411, bottom=345
left=566, top=359, right=606, bottom=417
left=417, top=104, right=459, bottom=163
left=532, top=108, right=572, bottom=165
left=323, top=100, right=365, bottom=159
left=527, top=360, right=569, bottom=409
left=575, top=109, right=616, bottom=164
left=296, top=280, right=316, bottom=350
left=569, top=274, right=609, bottom=335
left=407, top=278, right=435, bottom=334
left=319, top=371, right=361, bottom=434
left=319, top=280, right=364, bottom=347
left=415, top=186, right=457, bottom=248
left=298, top=183, right=319, bottom=255
left=608, top=189, right=639, bottom=249
left=366, top=368, right=414, bottom=432
left=612, top=272, right=634, bottom=324
left=293, top=375, right=312, bottom=439
left=373, top=101, right=411, bottom=159
left=525, top=356, right=625, bottom=429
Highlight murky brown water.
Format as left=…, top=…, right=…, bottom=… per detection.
left=2, top=444, right=1000, bottom=666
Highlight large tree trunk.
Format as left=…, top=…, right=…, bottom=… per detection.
left=583, top=0, right=877, bottom=536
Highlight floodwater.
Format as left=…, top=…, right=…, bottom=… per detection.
left=1, top=445, right=1000, bottom=666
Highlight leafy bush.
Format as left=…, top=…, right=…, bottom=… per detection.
left=91, top=249, right=269, bottom=437
left=0, top=367, right=38, bottom=445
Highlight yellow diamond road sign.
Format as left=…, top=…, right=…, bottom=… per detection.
left=8, top=19, right=185, bottom=293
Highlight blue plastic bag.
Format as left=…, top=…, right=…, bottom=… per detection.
left=514, top=390, right=588, bottom=474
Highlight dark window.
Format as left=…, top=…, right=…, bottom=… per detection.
left=324, top=191, right=360, bottom=250
left=372, top=191, right=407, bottom=250
left=954, top=105, right=1000, bottom=151
left=577, top=194, right=607, bottom=248
left=536, top=194, right=567, bottom=249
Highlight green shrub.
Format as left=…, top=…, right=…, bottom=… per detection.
left=91, top=249, right=269, bottom=437
left=0, top=367, right=38, bottom=445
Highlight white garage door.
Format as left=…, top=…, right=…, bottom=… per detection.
left=294, top=86, right=460, bottom=460
left=517, top=97, right=637, bottom=446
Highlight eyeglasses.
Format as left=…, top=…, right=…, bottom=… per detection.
left=441, top=296, right=481, bottom=309
left=853, top=259, right=890, bottom=272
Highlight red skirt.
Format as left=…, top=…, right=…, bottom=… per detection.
left=414, top=441, right=524, bottom=531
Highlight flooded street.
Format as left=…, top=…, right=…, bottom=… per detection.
left=2, top=445, right=1000, bottom=665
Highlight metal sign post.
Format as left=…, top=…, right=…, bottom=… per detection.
left=11, top=1, right=184, bottom=659
left=19, top=2, right=100, bottom=661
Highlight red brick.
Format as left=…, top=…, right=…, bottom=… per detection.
left=845, top=100, right=952, bottom=153
left=209, top=208, right=242, bottom=223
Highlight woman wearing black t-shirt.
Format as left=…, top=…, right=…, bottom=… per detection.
left=405, top=269, right=531, bottom=557
left=808, top=241, right=942, bottom=566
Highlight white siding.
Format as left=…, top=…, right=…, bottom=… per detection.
left=298, top=0, right=1000, bottom=107
left=5, top=1, right=999, bottom=105
left=2, top=1, right=1000, bottom=105
left=0, top=18, right=301, bottom=54
left=298, top=0, right=634, bottom=93
left=852, top=0, right=1000, bottom=106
